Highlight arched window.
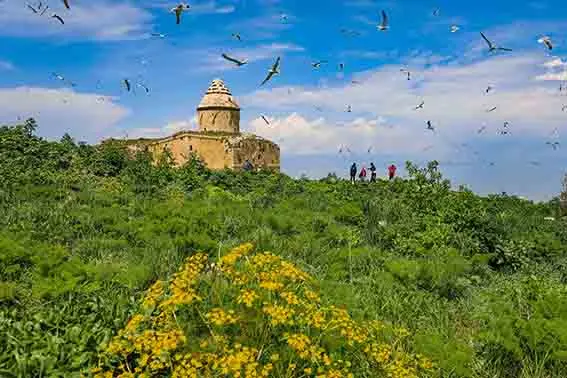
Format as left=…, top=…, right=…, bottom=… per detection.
left=189, top=145, right=193, bottom=151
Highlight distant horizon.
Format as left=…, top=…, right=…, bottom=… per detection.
left=5, top=117, right=559, bottom=203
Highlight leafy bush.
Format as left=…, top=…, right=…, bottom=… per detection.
left=94, top=244, right=435, bottom=378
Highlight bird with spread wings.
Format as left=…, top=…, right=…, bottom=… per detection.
left=480, top=32, right=512, bottom=52
left=261, top=57, right=281, bottom=86
left=222, top=53, right=248, bottom=67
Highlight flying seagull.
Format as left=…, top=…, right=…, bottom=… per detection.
left=52, top=72, right=76, bottom=86
left=546, top=141, right=560, bottom=150
left=222, top=53, right=248, bottom=67
left=400, top=68, right=411, bottom=80
left=151, top=33, right=166, bottom=38
left=280, top=13, right=288, bottom=22
left=499, top=122, right=510, bottom=135
left=171, top=3, right=190, bottom=25
left=378, top=10, right=388, bottom=31
left=52, top=72, right=65, bottom=81
left=232, top=33, right=242, bottom=41
left=52, top=13, right=64, bottom=24
left=562, top=105, right=567, bottom=112
left=62, top=0, right=70, bottom=9
left=311, top=60, right=328, bottom=69
left=414, top=100, right=424, bottom=110
left=486, top=106, right=497, bottom=113
left=480, top=32, right=512, bottom=52
left=426, top=120, right=435, bottom=131
left=136, top=83, right=150, bottom=94
left=450, top=25, right=460, bottom=33
left=40, top=5, right=49, bottom=16
left=27, top=3, right=38, bottom=13
left=433, top=8, right=440, bottom=16
left=538, top=36, right=553, bottom=50
left=338, top=63, right=344, bottom=71
left=123, top=79, right=131, bottom=92
left=367, top=146, right=373, bottom=154
left=485, top=85, right=493, bottom=94
left=261, top=56, right=281, bottom=85
left=477, top=125, right=487, bottom=134
left=346, top=105, right=352, bottom=113
left=260, top=115, right=270, bottom=125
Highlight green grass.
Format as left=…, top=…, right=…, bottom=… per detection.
left=1, top=119, right=567, bottom=377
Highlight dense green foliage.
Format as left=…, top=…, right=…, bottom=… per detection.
left=1, top=119, right=567, bottom=377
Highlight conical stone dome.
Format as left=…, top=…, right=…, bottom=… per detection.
left=197, top=79, right=240, bottom=133
left=197, top=79, right=240, bottom=110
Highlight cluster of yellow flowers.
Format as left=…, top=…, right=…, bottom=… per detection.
left=262, top=303, right=296, bottom=326
left=91, top=243, right=435, bottom=378
left=237, top=289, right=259, bottom=308
left=205, top=308, right=239, bottom=326
left=159, top=253, right=207, bottom=309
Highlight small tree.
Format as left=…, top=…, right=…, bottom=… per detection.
left=560, top=174, right=567, bottom=216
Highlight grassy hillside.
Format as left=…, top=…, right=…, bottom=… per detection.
left=1, top=119, right=567, bottom=377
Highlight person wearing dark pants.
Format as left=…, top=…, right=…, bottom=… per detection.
left=369, top=162, right=377, bottom=182
left=350, top=162, right=357, bottom=184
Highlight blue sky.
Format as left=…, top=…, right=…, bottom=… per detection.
left=1, top=0, right=567, bottom=200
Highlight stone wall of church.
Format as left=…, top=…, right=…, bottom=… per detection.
left=146, top=133, right=233, bottom=170
left=197, top=108, right=240, bottom=134
left=230, top=137, right=280, bottom=172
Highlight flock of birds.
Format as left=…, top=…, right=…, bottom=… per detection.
left=217, top=7, right=563, bottom=165
left=16, top=1, right=566, bottom=168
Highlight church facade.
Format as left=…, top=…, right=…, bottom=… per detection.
left=124, top=79, right=280, bottom=172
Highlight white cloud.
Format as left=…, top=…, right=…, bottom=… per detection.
left=0, top=87, right=130, bottom=141
left=125, top=117, right=199, bottom=139
left=247, top=112, right=452, bottom=157
left=242, top=53, right=566, bottom=139
left=537, top=56, right=567, bottom=81
left=534, top=72, right=567, bottom=81
left=0, top=60, right=14, bottom=70
left=0, top=0, right=153, bottom=41
left=543, top=57, right=567, bottom=68
left=191, top=1, right=236, bottom=14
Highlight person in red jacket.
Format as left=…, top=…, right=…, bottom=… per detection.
left=359, top=165, right=367, bottom=182
left=388, top=164, right=397, bottom=180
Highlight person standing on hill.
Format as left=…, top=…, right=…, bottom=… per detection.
left=388, top=164, right=397, bottom=180
left=350, top=162, right=357, bottom=184
left=359, top=165, right=367, bottom=182
left=369, top=162, right=377, bottom=182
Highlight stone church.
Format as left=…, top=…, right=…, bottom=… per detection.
left=124, top=79, right=280, bottom=171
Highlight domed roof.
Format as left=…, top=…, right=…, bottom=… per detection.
left=197, top=79, right=240, bottom=110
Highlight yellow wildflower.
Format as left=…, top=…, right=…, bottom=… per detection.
left=259, top=280, right=284, bottom=291
left=142, top=280, right=164, bottom=309
left=304, top=289, right=320, bottom=303
left=237, top=289, right=259, bottom=308
left=205, top=308, right=239, bottom=326
left=263, top=304, right=295, bottom=326
left=280, top=291, right=301, bottom=305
